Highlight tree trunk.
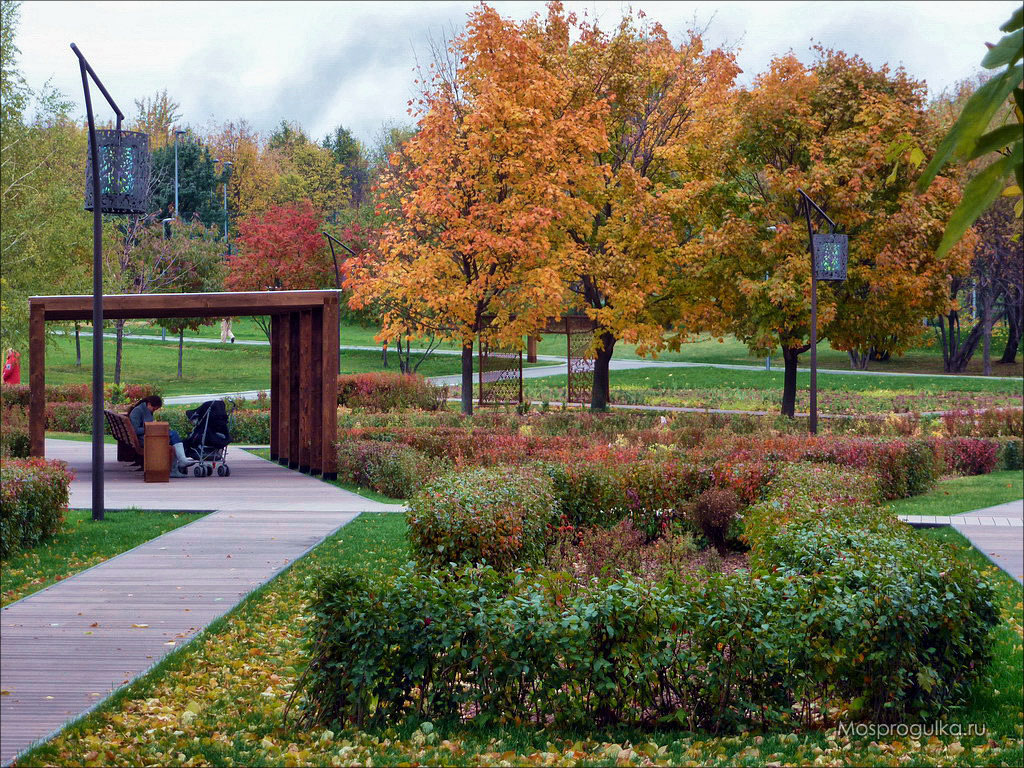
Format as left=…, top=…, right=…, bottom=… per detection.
left=1000, top=306, right=1021, bottom=364
left=114, top=319, right=124, bottom=385
left=74, top=322, right=82, bottom=367
left=590, top=330, right=615, bottom=411
left=461, top=342, right=474, bottom=416
left=982, top=293, right=993, bottom=376
left=847, top=349, right=870, bottom=370
left=177, top=329, right=184, bottom=378
left=381, top=341, right=388, bottom=368
left=780, top=345, right=803, bottom=418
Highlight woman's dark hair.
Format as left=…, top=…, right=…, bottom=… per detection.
left=144, top=395, right=163, bottom=409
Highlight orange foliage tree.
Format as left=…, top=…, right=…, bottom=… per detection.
left=554, top=7, right=740, bottom=409
left=679, top=50, right=975, bottom=417
left=347, top=4, right=606, bottom=414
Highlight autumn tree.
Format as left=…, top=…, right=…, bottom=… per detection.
left=228, top=200, right=330, bottom=290
left=1, top=0, right=93, bottom=350
left=680, top=50, right=975, bottom=416
left=131, top=89, right=182, bottom=150
left=347, top=4, right=606, bottom=414
left=323, top=124, right=370, bottom=208
left=550, top=8, right=740, bottom=409
left=203, top=119, right=278, bottom=220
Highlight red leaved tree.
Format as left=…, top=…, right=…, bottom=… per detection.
left=227, top=200, right=330, bottom=291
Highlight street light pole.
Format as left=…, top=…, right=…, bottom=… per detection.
left=323, top=232, right=357, bottom=374
left=222, top=161, right=232, bottom=245
left=173, top=129, right=185, bottom=217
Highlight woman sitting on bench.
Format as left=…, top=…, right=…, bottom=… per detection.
left=129, top=395, right=195, bottom=478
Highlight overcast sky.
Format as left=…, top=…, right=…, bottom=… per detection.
left=14, top=1, right=1019, bottom=148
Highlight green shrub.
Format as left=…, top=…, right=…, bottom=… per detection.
left=1, top=458, right=73, bottom=559
left=297, top=461, right=998, bottom=732
left=407, top=467, right=558, bottom=571
left=1000, top=438, right=1023, bottom=471
left=336, top=439, right=441, bottom=499
left=534, top=460, right=628, bottom=529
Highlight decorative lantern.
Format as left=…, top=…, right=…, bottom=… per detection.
left=84, top=129, right=151, bottom=214
left=812, top=233, right=848, bottom=281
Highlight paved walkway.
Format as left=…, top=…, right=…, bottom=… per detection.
left=0, top=440, right=402, bottom=766
left=899, top=499, right=1024, bottom=583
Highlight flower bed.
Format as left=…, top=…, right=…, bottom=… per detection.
left=296, top=467, right=998, bottom=732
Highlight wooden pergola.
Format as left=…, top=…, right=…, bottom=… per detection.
left=28, top=290, right=340, bottom=478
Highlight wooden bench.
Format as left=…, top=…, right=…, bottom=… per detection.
left=103, top=409, right=172, bottom=482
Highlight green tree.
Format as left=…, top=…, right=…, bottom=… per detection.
left=322, top=125, right=370, bottom=209
left=150, top=134, right=222, bottom=226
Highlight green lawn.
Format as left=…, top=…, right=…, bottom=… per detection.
left=128, top=319, right=1024, bottom=377
left=18, top=512, right=1023, bottom=768
left=45, top=431, right=116, bottom=444
left=518, top=365, right=1023, bottom=415
left=32, top=334, right=548, bottom=396
left=1, top=509, right=206, bottom=607
left=887, top=471, right=1023, bottom=517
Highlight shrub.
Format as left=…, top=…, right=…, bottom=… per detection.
left=1, top=458, right=73, bottom=558
left=1000, top=438, right=1023, bottom=471
left=943, top=437, right=1000, bottom=476
left=546, top=518, right=646, bottom=579
left=1, top=406, right=30, bottom=458
left=337, top=372, right=439, bottom=411
left=535, top=459, right=628, bottom=529
left=407, top=467, right=558, bottom=571
left=336, top=439, right=440, bottom=499
left=690, top=487, right=741, bottom=555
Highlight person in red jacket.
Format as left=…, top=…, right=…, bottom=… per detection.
left=1, top=348, right=20, bottom=385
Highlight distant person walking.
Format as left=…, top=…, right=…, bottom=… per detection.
left=220, top=318, right=235, bottom=343
left=2, top=348, right=21, bottom=385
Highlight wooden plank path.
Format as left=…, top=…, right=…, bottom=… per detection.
left=1, top=440, right=403, bottom=766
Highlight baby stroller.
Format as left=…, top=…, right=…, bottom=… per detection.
left=183, top=398, right=235, bottom=477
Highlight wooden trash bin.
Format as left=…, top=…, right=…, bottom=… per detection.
left=143, top=421, right=172, bottom=483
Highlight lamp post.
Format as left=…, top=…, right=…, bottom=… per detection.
left=797, top=188, right=848, bottom=435
left=70, top=43, right=150, bottom=522
left=173, top=128, right=186, bottom=218
left=221, top=161, right=232, bottom=246
left=323, top=232, right=357, bottom=374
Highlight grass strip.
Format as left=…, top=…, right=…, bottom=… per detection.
left=888, top=471, right=1023, bottom=518
left=1, top=509, right=207, bottom=607
left=16, top=514, right=1022, bottom=767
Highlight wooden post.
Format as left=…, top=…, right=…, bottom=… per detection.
left=277, top=313, right=291, bottom=467
left=527, top=335, right=538, bottom=363
left=298, top=309, right=313, bottom=474
left=321, top=295, right=339, bottom=480
left=269, top=314, right=280, bottom=461
left=288, top=311, right=301, bottom=469
left=310, top=308, right=324, bottom=475
left=29, top=301, right=46, bottom=457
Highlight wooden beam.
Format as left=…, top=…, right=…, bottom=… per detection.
left=298, top=310, right=313, bottom=474
left=30, top=290, right=337, bottom=321
left=269, top=314, right=280, bottom=461
left=321, top=295, right=339, bottom=480
left=276, top=313, right=291, bottom=467
left=29, top=302, right=45, bottom=457
left=288, top=311, right=301, bottom=470
left=309, top=308, right=324, bottom=475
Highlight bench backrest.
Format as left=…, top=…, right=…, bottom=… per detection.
left=104, top=410, right=141, bottom=452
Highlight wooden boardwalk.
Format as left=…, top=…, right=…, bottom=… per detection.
left=1, top=440, right=403, bottom=765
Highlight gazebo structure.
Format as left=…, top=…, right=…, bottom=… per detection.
left=28, top=290, right=339, bottom=478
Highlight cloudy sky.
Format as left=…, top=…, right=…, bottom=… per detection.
left=13, top=1, right=1019, bottom=148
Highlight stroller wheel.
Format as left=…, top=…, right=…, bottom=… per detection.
left=217, top=464, right=229, bottom=477
left=193, top=465, right=206, bottom=478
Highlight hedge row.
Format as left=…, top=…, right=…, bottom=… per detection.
left=0, top=458, right=73, bottom=559
left=295, top=464, right=998, bottom=732
left=0, top=382, right=162, bottom=407
left=337, top=373, right=443, bottom=412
